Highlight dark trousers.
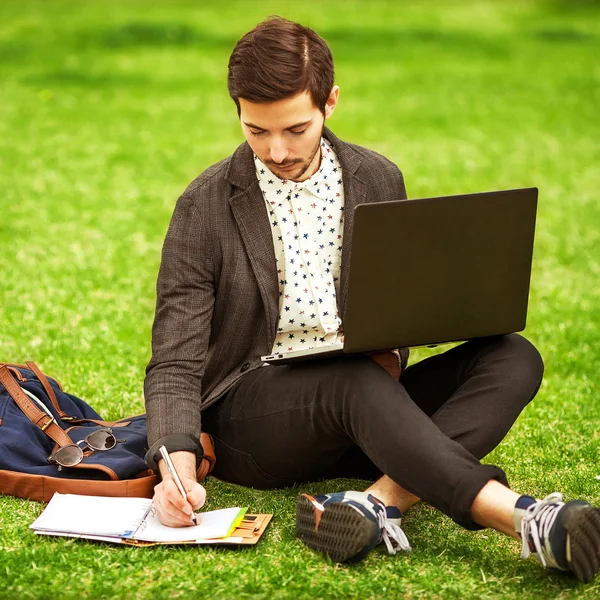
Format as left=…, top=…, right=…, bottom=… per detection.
left=202, top=334, right=544, bottom=529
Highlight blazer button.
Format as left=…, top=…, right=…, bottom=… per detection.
left=240, top=362, right=251, bottom=373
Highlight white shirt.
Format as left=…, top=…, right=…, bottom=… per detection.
left=254, top=138, right=345, bottom=353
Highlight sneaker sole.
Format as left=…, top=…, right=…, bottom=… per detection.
left=563, top=503, right=600, bottom=583
left=296, top=494, right=379, bottom=563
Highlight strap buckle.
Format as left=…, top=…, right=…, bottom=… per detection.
left=40, top=416, right=56, bottom=431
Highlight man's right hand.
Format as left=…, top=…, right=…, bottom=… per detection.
left=153, top=450, right=207, bottom=527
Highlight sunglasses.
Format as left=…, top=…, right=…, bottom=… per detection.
left=48, top=428, right=117, bottom=469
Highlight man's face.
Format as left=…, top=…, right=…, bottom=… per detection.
left=239, top=88, right=339, bottom=183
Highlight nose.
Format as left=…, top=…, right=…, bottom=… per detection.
left=269, top=138, right=289, bottom=164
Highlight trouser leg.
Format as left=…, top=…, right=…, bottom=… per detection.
left=400, top=333, right=543, bottom=459
left=202, top=334, right=543, bottom=529
left=323, top=333, right=543, bottom=476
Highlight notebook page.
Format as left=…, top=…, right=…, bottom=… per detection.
left=30, top=493, right=152, bottom=538
left=133, top=506, right=243, bottom=542
left=34, top=531, right=126, bottom=544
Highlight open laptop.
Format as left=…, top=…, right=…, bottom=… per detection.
left=261, top=187, right=538, bottom=365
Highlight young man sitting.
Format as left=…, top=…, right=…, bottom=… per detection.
left=144, top=17, right=600, bottom=582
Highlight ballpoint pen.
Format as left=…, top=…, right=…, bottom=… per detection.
left=159, top=445, right=199, bottom=525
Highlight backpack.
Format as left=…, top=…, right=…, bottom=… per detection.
left=0, top=362, right=215, bottom=502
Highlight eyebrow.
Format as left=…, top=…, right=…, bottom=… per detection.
left=243, top=119, right=312, bottom=131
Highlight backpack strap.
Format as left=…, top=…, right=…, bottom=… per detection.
left=25, top=361, right=68, bottom=419
left=0, top=365, right=72, bottom=447
left=62, top=417, right=131, bottom=427
left=6, top=366, right=26, bottom=382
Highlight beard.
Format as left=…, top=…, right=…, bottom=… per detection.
left=265, top=129, right=323, bottom=182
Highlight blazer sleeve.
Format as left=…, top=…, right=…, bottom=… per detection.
left=144, top=192, right=215, bottom=451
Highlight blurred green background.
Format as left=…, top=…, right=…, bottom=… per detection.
left=1, top=1, right=599, bottom=598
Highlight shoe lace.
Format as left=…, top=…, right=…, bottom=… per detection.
left=375, top=509, right=412, bottom=555
left=520, top=492, right=563, bottom=567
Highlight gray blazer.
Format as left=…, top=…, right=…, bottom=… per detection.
left=144, top=128, right=407, bottom=449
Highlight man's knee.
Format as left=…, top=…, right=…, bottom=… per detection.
left=503, top=333, right=544, bottom=374
left=499, top=333, right=544, bottom=402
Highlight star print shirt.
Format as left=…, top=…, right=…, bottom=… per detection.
left=254, top=138, right=345, bottom=353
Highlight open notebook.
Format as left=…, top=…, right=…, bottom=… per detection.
left=30, top=493, right=272, bottom=546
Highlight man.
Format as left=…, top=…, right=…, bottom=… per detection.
left=144, top=17, right=600, bottom=581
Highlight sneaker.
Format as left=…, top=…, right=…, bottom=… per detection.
left=296, top=490, right=411, bottom=563
left=515, top=492, right=600, bottom=582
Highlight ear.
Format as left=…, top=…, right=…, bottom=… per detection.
left=324, top=86, right=340, bottom=120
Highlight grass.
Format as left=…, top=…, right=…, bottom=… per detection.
left=1, top=0, right=599, bottom=597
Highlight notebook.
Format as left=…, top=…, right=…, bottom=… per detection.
left=30, top=493, right=272, bottom=546
left=261, top=187, right=538, bottom=365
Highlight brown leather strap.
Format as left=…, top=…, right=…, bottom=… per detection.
left=0, top=469, right=158, bottom=502
left=25, top=361, right=67, bottom=419
left=0, top=365, right=72, bottom=447
left=0, top=362, right=28, bottom=369
left=62, top=417, right=131, bottom=427
left=6, top=366, right=26, bottom=382
left=196, top=433, right=216, bottom=480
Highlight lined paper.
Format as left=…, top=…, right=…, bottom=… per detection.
left=134, top=506, right=244, bottom=542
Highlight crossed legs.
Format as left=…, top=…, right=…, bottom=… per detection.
left=204, top=333, right=544, bottom=530
left=204, top=335, right=600, bottom=580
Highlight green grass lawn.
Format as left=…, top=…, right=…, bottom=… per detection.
left=1, top=0, right=599, bottom=598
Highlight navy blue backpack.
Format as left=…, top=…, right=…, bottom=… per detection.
left=0, top=362, right=214, bottom=502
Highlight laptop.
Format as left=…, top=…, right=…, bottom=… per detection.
left=261, top=187, right=538, bottom=365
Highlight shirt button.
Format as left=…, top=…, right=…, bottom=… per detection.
left=240, top=362, right=251, bottom=373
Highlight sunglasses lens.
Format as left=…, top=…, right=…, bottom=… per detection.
left=49, top=429, right=117, bottom=468
left=53, top=445, right=84, bottom=467
left=87, top=429, right=116, bottom=450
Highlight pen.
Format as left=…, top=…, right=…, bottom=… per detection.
left=158, top=445, right=199, bottom=525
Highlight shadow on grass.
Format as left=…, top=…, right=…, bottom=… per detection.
left=326, top=27, right=511, bottom=60
left=548, top=0, right=600, bottom=14
left=90, top=22, right=235, bottom=50
left=0, top=41, right=33, bottom=62
left=533, top=28, right=597, bottom=43
left=25, top=69, right=150, bottom=88
left=89, top=21, right=597, bottom=53
left=8, top=19, right=598, bottom=91
left=91, top=23, right=513, bottom=58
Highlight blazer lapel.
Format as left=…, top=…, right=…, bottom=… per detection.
left=227, top=144, right=279, bottom=344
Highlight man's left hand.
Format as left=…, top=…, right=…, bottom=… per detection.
left=368, top=349, right=402, bottom=381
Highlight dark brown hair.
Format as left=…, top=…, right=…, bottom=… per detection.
left=228, top=16, right=334, bottom=116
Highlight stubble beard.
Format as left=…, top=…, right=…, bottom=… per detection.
left=267, top=131, right=323, bottom=183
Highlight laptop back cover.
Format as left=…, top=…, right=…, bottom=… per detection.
left=342, top=188, right=538, bottom=353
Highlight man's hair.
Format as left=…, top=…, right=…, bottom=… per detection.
left=228, top=16, right=334, bottom=116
